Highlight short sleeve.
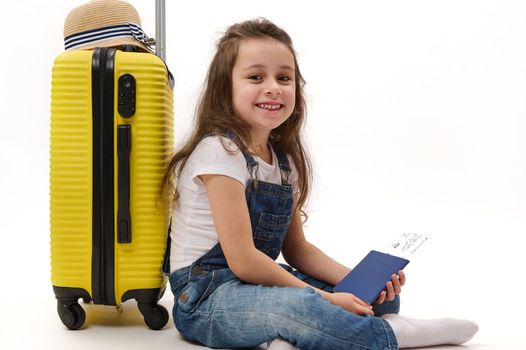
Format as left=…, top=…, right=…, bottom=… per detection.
left=185, top=136, right=248, bottom=186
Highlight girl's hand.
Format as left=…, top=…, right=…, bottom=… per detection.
left=324, top=291, right=374, bottom=316
left=375, top=270, right=406, bottom=305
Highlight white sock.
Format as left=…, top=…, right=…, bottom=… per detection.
left=382, top=314, right=479, bottom=348
left=267, top=338, right=300, bottom=350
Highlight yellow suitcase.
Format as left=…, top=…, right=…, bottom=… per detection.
left=50, top=47, right=174, bottom=329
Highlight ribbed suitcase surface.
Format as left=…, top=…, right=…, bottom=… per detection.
left=50, top=50, right=93, bottom=294
left=50, top=48, right=174, bottom=329
left=113, top=51, right=174, bottom=302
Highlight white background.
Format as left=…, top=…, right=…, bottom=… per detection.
left=0, top=0, right=524, bottom=349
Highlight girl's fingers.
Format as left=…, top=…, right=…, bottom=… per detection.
left=398, top=270, right=406, bottom=286
left=349, top=294, right=373, bottom=309
left=385, top=281, right=395, bottom=301
left=391, top=274, right=402, bottom=295
left=353, top=303, right=374, bottom=316
left=375, top=290, right=386, bottom=305
left=360, top=305, right=375, bottom=316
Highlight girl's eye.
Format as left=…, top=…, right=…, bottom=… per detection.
left=278, top=75, right=292, bottom=82
left=248, top=75, right=262, bottom=81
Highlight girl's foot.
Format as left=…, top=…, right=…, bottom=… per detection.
left=382, top=314, right=479, bottom=348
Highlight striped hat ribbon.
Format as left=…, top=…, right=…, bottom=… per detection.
left=64, top=22, right=155, bottom=50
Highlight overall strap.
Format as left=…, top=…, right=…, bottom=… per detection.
left=221, top=130, right=259, bottom=180
left=275, top=150, right=291, bottom=172
left=274, top=149, right=292, bottom=185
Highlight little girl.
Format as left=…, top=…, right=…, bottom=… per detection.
left=161, top=18, right=478, bottom=350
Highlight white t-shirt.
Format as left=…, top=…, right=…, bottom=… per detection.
left=169, top=136, right=298, bottom=272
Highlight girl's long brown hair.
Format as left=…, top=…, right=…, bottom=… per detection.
left=160, top=18, right=312, bottom=220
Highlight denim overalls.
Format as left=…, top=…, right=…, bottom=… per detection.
left=165, top=134, right=399, bottom=350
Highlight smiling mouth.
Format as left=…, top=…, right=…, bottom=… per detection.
left=256, top=103, right=283, bottom=111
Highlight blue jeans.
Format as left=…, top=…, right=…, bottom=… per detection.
left=170, top=265, right=399, bottom=350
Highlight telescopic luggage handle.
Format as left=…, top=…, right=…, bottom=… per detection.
left=155, top=0, right=174, bottom=88
left=155, top=0, right=166, bottom=61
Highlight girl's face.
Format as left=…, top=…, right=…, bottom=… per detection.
left=231, top=37, right=296, bottom=140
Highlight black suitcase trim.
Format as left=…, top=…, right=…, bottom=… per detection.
left=53, top=286, right=91, bottom=302
left=91, top=48, right=117, bottom=306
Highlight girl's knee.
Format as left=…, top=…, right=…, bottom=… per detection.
left=373, top=295, right=401, bottom=316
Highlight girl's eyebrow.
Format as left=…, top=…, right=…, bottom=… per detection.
left=242, top=64, right=294, bottom=71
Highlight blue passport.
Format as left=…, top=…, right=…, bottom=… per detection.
left=334, top=250, right=410, bottom=304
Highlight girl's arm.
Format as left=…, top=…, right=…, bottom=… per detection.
left=281, top=193, right=351, bottom=286
left=201, top=173, right=373, bottom=315
left=201, top=174, right=317, bottom=289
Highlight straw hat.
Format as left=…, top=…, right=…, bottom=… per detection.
left=63, top=0, right=155, bottom=52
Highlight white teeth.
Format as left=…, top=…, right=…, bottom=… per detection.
left=257, top=103, right=281, bottom=110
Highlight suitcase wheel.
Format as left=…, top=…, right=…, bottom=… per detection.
left=138, top=302, right=169, bottom=330
left=57, top=301, right=86, bottom=330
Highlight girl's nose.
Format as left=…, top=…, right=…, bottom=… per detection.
left=264, top=79, right=281, bottom=96
left=265, top=85, right=281, bottom=96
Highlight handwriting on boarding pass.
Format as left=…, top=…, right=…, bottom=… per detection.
left=384, top=232, right=430, bottom=258
left=397, top=233, right=428, bottom=254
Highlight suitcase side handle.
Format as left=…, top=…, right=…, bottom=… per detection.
left=117, top=125, right=132, bottom=243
